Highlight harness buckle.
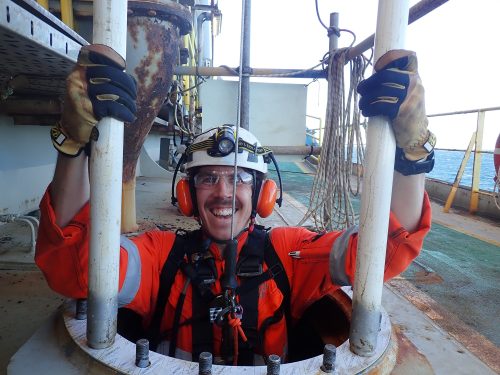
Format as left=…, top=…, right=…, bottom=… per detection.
left=190, top=252, right=217, bottom=285
left=236, top=263, right=263, bottom=277
left=236, top=255, right=263, bottom=277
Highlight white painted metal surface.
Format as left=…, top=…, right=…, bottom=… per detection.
left=59, top=291, right=393, bottom=374
left=350, top=0, right=409, bottom=356
left=138, top=145, right=172, bottom=178
left=87, top=0, right=128, bottom=349
left=200, top=80, right=307, bottom=146
left=0, top=118, right=55, bottom=215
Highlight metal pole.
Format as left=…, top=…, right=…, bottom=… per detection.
left=197, top=12, right=211, bottom=67
left=240, top=0, right=251, bottom=130
left=173, top=66, right=325, bottom=79
left=349, top=0, right=409, bottom=357
left=470, top=111, right=485, bottom=214
left=329, top=13, right=339, bottom=52
left=87, top=0, right=128, bottom=349
left=230, top=0, right=248, bottom=239
left=443, top=132, right=475, bottom=213
left=427, top=105, right=500, bottom=118
left=60, top=0, right=74, bottom=29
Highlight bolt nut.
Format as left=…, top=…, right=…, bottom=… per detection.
left=135, top=339, right=150, bottom=368
left=321, top=344, right=336, bottom=373
left=267, top=354, right=281, bottom=375
left=199, top=351, right=212, bottom=375
left=75, top=299, right=87, bottom=320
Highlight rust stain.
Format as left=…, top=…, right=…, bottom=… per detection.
left=389, top=325, right=434, bottom=375
left=123, top=17, right=180, bottom=182
left=128, top=20, right=139, bottom=46
left=412, top=270, right=444, bottom=284
left=388, top=279, right=500, bottom=373
left=366, top=330, right=397, bottom=375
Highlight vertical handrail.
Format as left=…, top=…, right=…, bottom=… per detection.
left=87, top=0, right=128, bottom=349
left=470, top=111, right=485, bottom=214
left=305, top=115, right=323, bottom=146
left=349, top=0, right=409, bottom=357
left=60, top=0, right=74, bottom=29
left=443, top=132, right=476, bottom=213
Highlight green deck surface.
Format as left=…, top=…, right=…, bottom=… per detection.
left=274, top=160, right=500, bottom=346
left=404, top=223, right=500, bottom=346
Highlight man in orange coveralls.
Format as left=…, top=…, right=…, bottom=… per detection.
left=36, top=45, right=435, bottom=366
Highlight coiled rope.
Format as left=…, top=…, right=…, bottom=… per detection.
left=299, top=48, right=369, bottom=231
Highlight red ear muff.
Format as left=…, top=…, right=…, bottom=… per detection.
left=256, top=179, right=277, bottom=218
left=176, top=178, right=194, bottom=216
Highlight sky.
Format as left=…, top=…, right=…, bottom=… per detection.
left=211, top=0, right=500, bottom=151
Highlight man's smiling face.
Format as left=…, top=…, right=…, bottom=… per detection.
left=195, top=165, right=253, bottom=241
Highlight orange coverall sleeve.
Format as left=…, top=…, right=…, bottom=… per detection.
left=269, top=192, right=432, bottom=321
left=35, top=187, right=176, bottom=319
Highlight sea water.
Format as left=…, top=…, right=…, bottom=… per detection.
left=428, top=149, right=497, bottom=192
left=346, top=147, right=498, bottom=192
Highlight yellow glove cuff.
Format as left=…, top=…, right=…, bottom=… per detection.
left=403, top=130, right=436, bottom=161
left=50, top=124, right=85, bottom=157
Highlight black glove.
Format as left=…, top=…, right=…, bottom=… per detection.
left=357, top=50, right=435, bottom=163
left=51, top=44, right=137, bottom=157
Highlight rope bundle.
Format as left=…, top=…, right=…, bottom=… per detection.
left=300, top=49, right=369, bottom=231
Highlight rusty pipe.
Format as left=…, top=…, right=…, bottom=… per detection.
left=121, top=0, right=191, bottom=233
left=173, top=65, right=326, bottom=79
left=266, top=145, right=321, bottom=156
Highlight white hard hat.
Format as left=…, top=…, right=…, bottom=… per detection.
left=184, top=125, right=271, bottom=174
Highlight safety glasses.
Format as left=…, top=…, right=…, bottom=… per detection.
left=194, top=169, right=253, bottom=189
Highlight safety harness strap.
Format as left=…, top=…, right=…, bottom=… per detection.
left=191, top=284, right=214, bottom=362
left=235, top=226, right=266, bottom=365
left=168, top=277, right=189, bottom=358
left=263, top=231, right=291, bottom=358
left=148, top=231, right=190, bottom=352
left=188, top=253, right=217, bottom=361
left=169, top=232, right=215, bottom=359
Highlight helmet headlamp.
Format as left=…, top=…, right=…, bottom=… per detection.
left=218, top=137, right=235, bottom=155
left=214, top=127, right=236, bottom=156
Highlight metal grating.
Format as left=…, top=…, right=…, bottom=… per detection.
left=0, top=0, right=85, bottom=96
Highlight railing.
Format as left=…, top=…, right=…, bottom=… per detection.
left=306, top=115, right=323, bottom=146
left=428, top=106, right=500, bottom=214
left=304, top=105, right=499, bottom=216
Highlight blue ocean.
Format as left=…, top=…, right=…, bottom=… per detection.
left=428, top=149, right=497, bottom=192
